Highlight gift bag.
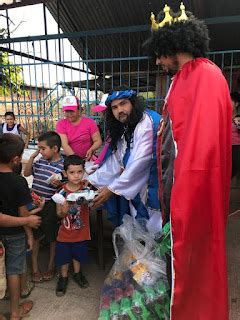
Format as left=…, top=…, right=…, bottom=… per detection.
left=0, top=241, right=6, bottom=299
left=99, top=215, right=171, bottom=320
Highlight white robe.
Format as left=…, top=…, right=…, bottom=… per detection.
left=89, top=112, right=162, bottom=232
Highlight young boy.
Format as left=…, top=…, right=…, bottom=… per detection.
left=55, top=155, right=90, bottom=296
left=0, top=213, right=41, bottom=320
left=0, top=133, right=35, bottom=320
left=24, top=131, right=64, bottom=283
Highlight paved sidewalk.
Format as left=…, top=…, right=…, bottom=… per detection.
left=228, top=182, right=240, bottom=320
left=0, top=251, right=113, bottom=320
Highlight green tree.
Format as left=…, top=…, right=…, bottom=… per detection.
left=0, top=51, right=24, bottom=96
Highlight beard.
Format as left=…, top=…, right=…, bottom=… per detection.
left=162, top=56, right=180, bottom=76
left=117, top=112, right=130, bottom=123
left=168, top=58, right=180, bottom=75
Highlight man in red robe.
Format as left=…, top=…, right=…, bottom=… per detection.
left=144, top=4, right=232, bottom=320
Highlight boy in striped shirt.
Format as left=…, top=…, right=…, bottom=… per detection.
left=24, top=131, right=64, bottom=283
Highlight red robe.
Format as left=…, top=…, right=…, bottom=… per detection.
left=158, top=58, right=232, bottom=320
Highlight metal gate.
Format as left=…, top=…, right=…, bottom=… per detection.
left=0, top=27, right=239, bottom=142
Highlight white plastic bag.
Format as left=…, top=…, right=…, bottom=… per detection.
left=99, top=215, right=170, bottom=320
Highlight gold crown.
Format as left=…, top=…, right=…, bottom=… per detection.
left=151, top=2, right=188, bottom=31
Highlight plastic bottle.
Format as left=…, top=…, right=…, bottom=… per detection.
left=131, top=291, right=151, bottom=319
left=110, top=301, right=120, bottom=320
left=98, top=309, right=110, bottom=320
left=120, top=297, right=137, bottom=320
left=154, top=280, right=167, bottom=304
left=143, top=285, right=158, bottom=317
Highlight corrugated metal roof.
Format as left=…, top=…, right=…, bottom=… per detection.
left=2, top=1, right=240, bottom=47
left=1, top=1, right=240, bottom=80
left=0, top=0, right=50, bottom=9
left=45, top=0, right=240, bottom=28
left=45, top=0, right=240, bottom=59
left=2, top=1, right=240, bottom=56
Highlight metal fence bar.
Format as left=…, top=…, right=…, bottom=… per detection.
left=0, top=28, right=239, bottom=142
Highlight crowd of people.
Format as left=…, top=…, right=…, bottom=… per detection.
left=0, top=3, right=238, bottom=320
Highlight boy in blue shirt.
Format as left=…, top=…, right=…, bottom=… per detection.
left=24, top=131, right=64, bottom=283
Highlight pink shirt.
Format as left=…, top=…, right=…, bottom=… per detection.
left=56, top=116, right=99, bottom=158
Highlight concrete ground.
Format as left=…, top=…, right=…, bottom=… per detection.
left=227, top=178, right=240, bottom=320
left=0, top=180, right=240, bottom=319
left=0, top=210, right=115, bottom=320
left=0, top=244, right=114, bottom=320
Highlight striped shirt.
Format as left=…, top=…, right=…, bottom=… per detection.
left=32, top=157, right=64, bottom=201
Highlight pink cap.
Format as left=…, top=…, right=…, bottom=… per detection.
left=62, top=96, right=79, bottom=111
left=92, top=94, right=108, bottom=113
left=92, top=104, right=107, bottom=113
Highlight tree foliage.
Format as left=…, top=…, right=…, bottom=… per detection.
left=0, top=51, right=24, bottom=96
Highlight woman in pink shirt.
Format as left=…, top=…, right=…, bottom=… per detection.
left=56, top=96, right=102, bottom=160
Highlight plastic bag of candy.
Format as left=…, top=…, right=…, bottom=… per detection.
left=98, top=215, right=171, bottom=319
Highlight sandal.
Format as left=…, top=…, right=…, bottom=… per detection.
left=73, top=272, right=89, bottom=289
left=32, top=271, right=43, bottom=283
left=21, top=281, right=35, bottom=299
left=42, top=269, right=55, bottom=281
left=10, top=300, right=33, bottom=319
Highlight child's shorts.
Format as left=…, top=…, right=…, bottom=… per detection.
left=55, top=241, right=88, bottom=267
left=1, top=233, right=26, bottom=275
left=33, top=200, right=59, bottom=242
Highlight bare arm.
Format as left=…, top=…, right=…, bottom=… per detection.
left=86, top=131, right=102, bottom=160
left=59, top=133, right=75, bottom=156
left=23, top=149, right=39, bottom=177
left=23, top=225, right=34, bottom=250
left=92, top=187, right=113, bottom=209
left=19, top=205, right=35, bottom=250
left=0, top=213, right=41, bottom=228
left=29, top=198, right=45, bottom=215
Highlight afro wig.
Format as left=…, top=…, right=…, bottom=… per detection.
left=143, top=11, right=210, bottom=59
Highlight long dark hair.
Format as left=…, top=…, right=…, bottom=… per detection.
left=106, top=87, right=146, bottom=151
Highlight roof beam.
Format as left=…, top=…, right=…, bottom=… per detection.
left=0, top=0, right=51, bottom=9
left=0, top=46, right=96, bottom=75
left=205, top=15, right=240, bottom=25
left=1, top=14, right=240, bottom=45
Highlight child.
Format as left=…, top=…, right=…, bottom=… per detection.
left=0, top=213, right=40, bottom=320
left=1, top=111, right=30, bottom=147
left=11, top=164, right=45, bottom=300
left=0, top=133, right=35, bottom=320
left=55, top=155, right=90, bottom=296
left=23, top=131, right=64, bottom=283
